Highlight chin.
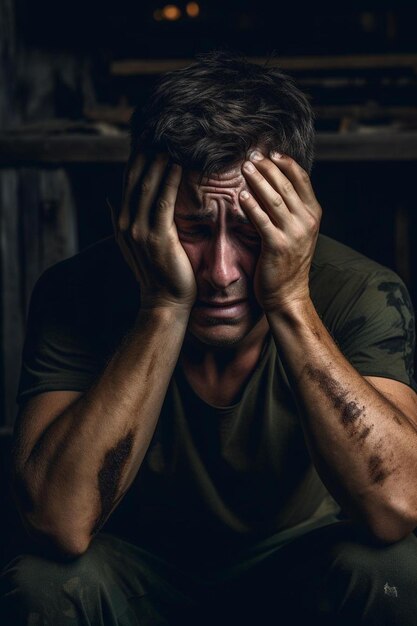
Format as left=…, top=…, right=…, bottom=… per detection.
left=187, top=310, right=264, bottom=347
left=189, top=328, right=248, bottom=347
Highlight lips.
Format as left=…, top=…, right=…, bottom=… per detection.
left=197, top=299, right=246, bottom=307
left=193, top=298, right=249, bottom=319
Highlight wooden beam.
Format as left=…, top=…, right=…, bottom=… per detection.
left=0, top=135, right=129, bottom=164
left=85, top=104, right=417, bottom=124
left=111, top=54, right=417, bottom=76
left=316, top=132, right=417, bottom=161
left=1, top=132, right=417, bottom=164
left=314, top=105, right=417, bottom=120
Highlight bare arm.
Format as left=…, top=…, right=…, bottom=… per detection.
left=14, top=307, right=189, bottom=556
left=240, top=149, right=417, bottom=543
left=13, top=154, right=197, bottom=556
left=266, top=300, right=417, bottom=544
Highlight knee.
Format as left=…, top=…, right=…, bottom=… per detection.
left=327, top=531, right=417, bottom=587
left=320, top=529, right=417, bottom=623
left=1, top=538, right=107, bottom=616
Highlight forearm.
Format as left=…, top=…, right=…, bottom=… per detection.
left=267, top=298, right=417, bottom=542
left=20, top=305, right=190, bottom=552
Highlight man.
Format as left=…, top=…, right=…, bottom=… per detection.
left=2, top=50, right=417, bottom=625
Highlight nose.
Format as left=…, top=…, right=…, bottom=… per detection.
left=201, top=232, right=241, bottom=290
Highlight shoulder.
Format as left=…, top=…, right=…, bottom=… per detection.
left=310, top=234, right=406, bottom=316
left=32, top=236, right=136, bottom=309
left=312, top=234, right=394, bottom=279
left=311, top=235, right=416, bottom=388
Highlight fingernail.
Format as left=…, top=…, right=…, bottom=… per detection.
left=243, top=161, right=256, bottom=172
left=249, top=150, right=263, bottom=161
left=240, top=189, right=250, bottom=199
left=270, top=151, right=282, bottom=159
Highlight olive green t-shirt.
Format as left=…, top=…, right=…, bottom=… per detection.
left=16, top=234, right=417, bottom=565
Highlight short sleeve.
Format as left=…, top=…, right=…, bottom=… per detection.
left=16, top=266, right=103, bottom=406
left=336, top=271, right=417, bottom=392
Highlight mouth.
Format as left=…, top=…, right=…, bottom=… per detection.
left=197, top=299, right=246, bottom=308
left=194, top=299, right=248, bottom=318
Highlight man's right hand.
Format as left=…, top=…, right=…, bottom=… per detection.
left=110, top=153, right=197, bottom=311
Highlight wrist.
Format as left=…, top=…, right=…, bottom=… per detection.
left=265, top=294, right=314, bottom=321
left=136, top=302, right=192, bottom=326
left=140, top=295, right=194, bottom=316
left=265, top=297, right=325, bottom=347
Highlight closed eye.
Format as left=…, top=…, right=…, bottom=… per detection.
left=241, top=231, right=260, bottom=240
left=176, top=224, right=260, bottom=244
left=238, top=230, right=260, bottom=243
left=177, top=227, right=210, bottom=238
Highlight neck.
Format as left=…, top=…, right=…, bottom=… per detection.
left=180, top=317, right=270, bottom=378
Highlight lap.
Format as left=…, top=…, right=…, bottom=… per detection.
left=2, top=522, right=417, bottom=625
left=0, top=532, right=200, bottom=625
left=209, top=521, right=417, bottom=625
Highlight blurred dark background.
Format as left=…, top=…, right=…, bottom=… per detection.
left=1, top=0, right=417, bottom=565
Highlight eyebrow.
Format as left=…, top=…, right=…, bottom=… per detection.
left=175, top=210, right=251, bottom=225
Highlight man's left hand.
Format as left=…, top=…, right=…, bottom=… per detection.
left=240, top=150, right=322, bottom=313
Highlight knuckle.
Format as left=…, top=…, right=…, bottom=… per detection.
left=276, top=233, right=289, bottom=252
left=306, top=212, right=319, bottom=232
left=118, top=216, right=129, bottom=232
left=156, top=198, right=170, bottom=212
left=146, top=231, right=161, bottom=251
left=163, top=179, right=176, bottom=192
left=291, top=224, right=305, bottom=242
left=272, top=194, right=284, bottom=210
left=282, top=181, right=294, bottom=195
left=258, top=211, right=270, bottom=227
left=140, top=180, right=152, bottom=195
left=130, top=223, right=142, bottom=241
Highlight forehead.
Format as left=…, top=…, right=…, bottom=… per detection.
left=176, top=162, right=250, bottom=221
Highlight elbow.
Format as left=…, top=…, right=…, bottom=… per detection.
left=23, top=516, right=92, bottom=559
left=364, top=499, right=417, bottom=545
left=367, top=522, right=415, bottom=545
left=49, top=534, right=92, bottom=559
left=24, top=509, right=92, bottom=558
left=12, top=474, right=91, bottom=558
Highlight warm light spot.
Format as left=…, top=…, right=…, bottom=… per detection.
left=186, top=2, right=200, bottom=17
left=163, top=4, right=181, bottom=20
left=153, top=9, right=163, bottom=20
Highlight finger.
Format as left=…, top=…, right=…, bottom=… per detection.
left=106, top=197, right=141, bottom=279
left=269, top=152, right=319, bottom=212
left=131, top=153, right=170, bottom=234
left=119, top=153, right=146, bottom=230
left=239, top=189, right=277, bottom=247
left=248, top=153, right=303, bottom=216
left=106, top=196, right=118, bottom=236
left=152, top=162, right=183, bottom=231
left=242, top=160, right=290, bottom=226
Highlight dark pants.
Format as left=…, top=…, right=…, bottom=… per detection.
left=1, top=521, right=417, bottom=625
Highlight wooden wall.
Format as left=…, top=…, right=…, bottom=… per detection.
left=0, top=0, right=83, bottom=426
left=1, top=0, right=417, bottom=429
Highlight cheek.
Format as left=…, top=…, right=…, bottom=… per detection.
left=180, top=241, right=203, bottom=271
left=235, top=242, right=260, bottom=275
left=244, top=255, right=258, bottom=279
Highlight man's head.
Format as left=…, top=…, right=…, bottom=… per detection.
left=130, top=50, right=315, bottom=177
left=128, top=51, right=315, bottom=348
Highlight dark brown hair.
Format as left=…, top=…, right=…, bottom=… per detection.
left=130, top=50, right=315, bottom=176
